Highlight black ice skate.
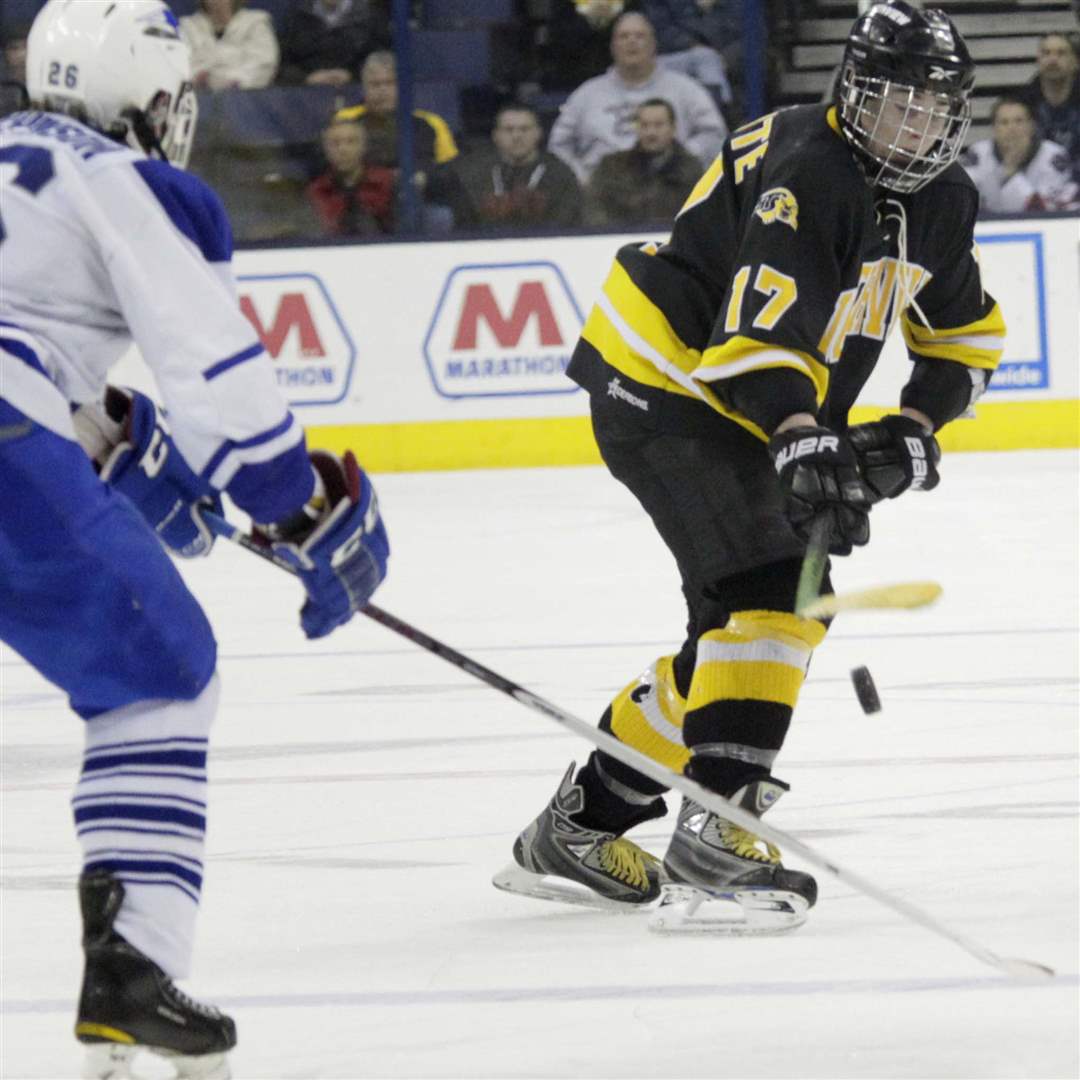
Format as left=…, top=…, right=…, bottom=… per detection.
left=75, top=871, right=236, bottom=1080
left=650, top=777, right=817, bottom=935
left=493, top=762, right=663, bottom=910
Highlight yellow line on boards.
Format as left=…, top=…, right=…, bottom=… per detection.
left=304, top=399, right=1079, bottom=473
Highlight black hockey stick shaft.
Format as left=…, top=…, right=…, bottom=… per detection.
left=202, top=509, right=1053, bottom=979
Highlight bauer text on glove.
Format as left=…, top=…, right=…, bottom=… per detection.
left=768, top=424, right=872, bottom=556
left=847, top=414, right=941, bottom=502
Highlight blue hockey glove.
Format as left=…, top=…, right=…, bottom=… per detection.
left=847, top=414, right=941, bottom=502
left=768, top=424, right=872, bottom=556
left=98, top=388, right=221, bottom=558
left=257, top=450, right=389, bottom=639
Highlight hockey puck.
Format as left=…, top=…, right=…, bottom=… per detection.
left=851, top=665, right=881, bottom=714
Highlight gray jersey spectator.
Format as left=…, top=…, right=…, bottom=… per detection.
left=180, top=0, right=279, bottom=91
left=961, top=97, right=1079, bottom=213
left=586, top=97, right=703, bottom=226
left=549, top=11, right=727, bottom=182
left=1016, top=33, right=1080, bottom=171
left=640, top=0, right=735, bottom=110
left=278, top=0, right=389, bottom=87
left=452, top=104, right=583, bottom=230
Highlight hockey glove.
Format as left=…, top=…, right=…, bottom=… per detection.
left=768, top=425, right=871, bottom=556
left=847, top=414, right=941, bottom=502
left=257, top=451, right=389, bottom=639
left=96, top=388, right=221, bottom=558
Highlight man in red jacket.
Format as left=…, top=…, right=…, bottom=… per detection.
left=306, top=115, right=396, bottom=235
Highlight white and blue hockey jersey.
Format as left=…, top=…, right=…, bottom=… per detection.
left=0, top=110, right=311, bottom=524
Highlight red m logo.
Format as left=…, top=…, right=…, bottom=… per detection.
left=452, top=281, right=564, bottom=351
left=240, top=293, right=326, bottom=359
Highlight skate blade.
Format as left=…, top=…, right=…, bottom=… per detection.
left=492, top=862, right=655, bottom=913
left=648, top=883, right=810, bottom=936
left=83, top=1044, right=231, bottom=1080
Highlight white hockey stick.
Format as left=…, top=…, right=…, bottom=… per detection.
left=204, top=510, right=1053, bottom=979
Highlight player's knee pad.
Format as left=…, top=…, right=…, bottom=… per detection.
left=682, top=610, right=827, bottom=792
left=603, top=654, right=690, bottom=773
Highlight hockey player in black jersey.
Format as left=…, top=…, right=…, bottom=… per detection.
left=495, top=1, right=1005, bottom=932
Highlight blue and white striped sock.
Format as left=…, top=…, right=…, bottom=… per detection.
left=72, top=675, right=220, bottom=978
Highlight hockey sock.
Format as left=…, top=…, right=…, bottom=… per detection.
left=572, top=754, right=668, bottom=834
left=72, top=675, right=220, bottom=978
left=564, top=654, right=687, bottom=831
left=683, top=611, right=826, bottom=796
left=601, top=654, right=690, bottom=776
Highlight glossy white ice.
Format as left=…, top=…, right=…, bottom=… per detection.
left=3, top=450, right=1077, bottom=1078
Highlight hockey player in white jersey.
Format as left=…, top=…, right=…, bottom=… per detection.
left=0, top=2, right=389, bottom=1076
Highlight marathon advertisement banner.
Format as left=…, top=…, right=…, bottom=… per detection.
left=238, top=273, right=356, bottom=405
left=422, top=262, right=584, bottom=399
left=111, top=216, right=1077, bottom=456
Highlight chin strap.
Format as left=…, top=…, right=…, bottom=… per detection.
left=118, top=107, right=167, bottom=160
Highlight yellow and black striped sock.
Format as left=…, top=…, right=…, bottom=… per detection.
left=682, top=610, right=827, bottom=794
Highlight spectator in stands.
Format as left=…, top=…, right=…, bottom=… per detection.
left=336, top=51, right=459, bottom=172
left=640, top=0, right=736, bottom=113
left=961, top=96, right=1079, bottom=213
left=450, top=103, right=583, bottom=231
left=0, top=20, right=29, bottom=118
left=1017, top=32, right=1080, bottom=172
left=335, top=51, right=460, bottom=230
left=549, top=11, right=727, bottom=182
left=278, top=0, right=389, bottom=87
left=306, top=115, right=396, bottom=235
left=180, top=0, right=279, bottom=91
left=1, top=20, right=29, bottom=85
left=585, top=97, right=702, bottom=225
left=534, top=1, right=626, bottom=92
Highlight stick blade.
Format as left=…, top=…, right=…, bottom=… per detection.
left=996, top=956, right=1056, bottom=979
left=799, top=581, right=943, bottom=620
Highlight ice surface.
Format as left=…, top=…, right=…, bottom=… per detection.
left=2, top=451, right=1078, bottom=1078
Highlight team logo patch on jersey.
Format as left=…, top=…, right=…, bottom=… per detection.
left=754, top=188, right=799, bottom=230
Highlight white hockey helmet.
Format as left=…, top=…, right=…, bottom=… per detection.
left=26, top=0, right=197, bottom=168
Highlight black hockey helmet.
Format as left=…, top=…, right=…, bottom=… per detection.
left=836, top=1, right=975, bottom=193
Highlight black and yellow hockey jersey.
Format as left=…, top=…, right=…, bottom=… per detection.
left=568, top=104, right=1005, bottom=439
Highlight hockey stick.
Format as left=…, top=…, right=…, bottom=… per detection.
left=792, top=517, right=942, bottom=619
left=799, top=581, right=943, bottom=619
left=794, top=517, right=831, bottom=616
left=203, top=509, right=1053, bottom=979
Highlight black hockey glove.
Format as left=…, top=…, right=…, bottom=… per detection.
left=768, top=425, right=871, bottom=556
left=847, top=415, right=941, bottom=503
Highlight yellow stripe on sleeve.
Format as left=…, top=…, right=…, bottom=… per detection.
left=692, top=336, right=829, bottom=406
left=418, top=109, right=459, bottom=163
left=578, top=261, right=704, bottom=397
left=334, top=104, right=366, bottom=122
left=903, top=302, right=1006, bottom=370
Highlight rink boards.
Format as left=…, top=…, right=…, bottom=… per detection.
left=123, top=214, right=1079, bottom=471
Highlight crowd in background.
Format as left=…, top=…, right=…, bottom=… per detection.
left=1, top=0, right=1078, bottom=240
